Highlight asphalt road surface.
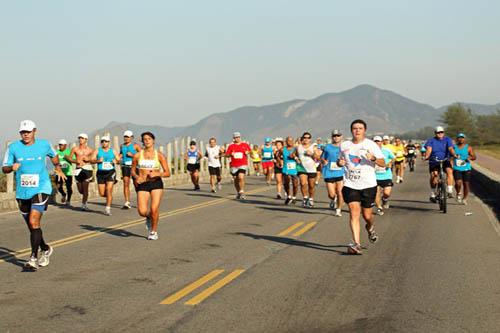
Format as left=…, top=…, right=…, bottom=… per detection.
left=1, top=160, right=499, bottom=333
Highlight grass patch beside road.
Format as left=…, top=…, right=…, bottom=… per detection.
left=477, top=144, right=500, bottom=160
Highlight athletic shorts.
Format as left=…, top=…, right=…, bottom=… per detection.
left=429, top=160, right=452, bottom=173
left=453, top=170, right=471, bottom=182
left=274, top=166, right=283, bottom=174
left=208, top=166, right=221, bottom=176
left=325, top=176, right=344, bottom=183
left=395, top=160, right=404, bottom=165
left=121, top=166, right=132, bottom=178
left=96, top=170, right=116, bottom=184
left=17, top=193, right=49, bottom=214
left=135, top=177, right=164, bottom=192
left=377, top=179, right=393, bottom=188
left=342, top=186, right=377, bottom=208
left=298, top=172, right=317, bottom=179
left=187, top=163, right=200, bottom=173
left=316, top=164, right=322, bottom=172
left=284, top=173, right=298, bottom=179
left=230, top=166, right=247, bottom=176
left=262, top=161, right=274, bottom=169
left=75, top=168, right=93, bottom=183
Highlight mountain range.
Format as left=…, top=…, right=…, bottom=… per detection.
left=92, top=84, right=499, bottom=144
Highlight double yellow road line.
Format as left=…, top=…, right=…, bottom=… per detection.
left=161, top=269, right=245, bottom=305
left=277, top=221, right=317, bottom=237
left=0, top=187, right=271, bottom=264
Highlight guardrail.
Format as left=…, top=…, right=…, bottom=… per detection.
left=1, top=135, right=255, bottom=211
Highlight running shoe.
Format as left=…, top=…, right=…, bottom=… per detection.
left=24, top=257, right=39, bottom=270
left=291, top=197, right=297, bottom=205
left=240, top=193, right=246, bottom=200
left=347, top=243, right=362, bottom=255
left=81, top=204, right=90, bottom=211
left=462, top=199, right=468, bottom=205
left=217, top=183, right=222, bottom=190
left=302, top=198, right=308, bottom=208
left=429, top=193, right=437, bottom=203
left=284, top=197, right=291, bottom=205
left=382, top=198, right=390, bottom=209
left=376, top=208, right=384, bottom=216
left=334, top=209, right=342, bottom=217
left=236, top=193, right=241, bottom=200
left=38, top=245, right=53, bottom=267
left=61, top=195, right=66, bottom=204
left=276, top=193, right=282, bottom=199
left=147, top=231, right=158, bottom=240
left=104, top=207, right=111, bottom=216
left=307, top=199, right=314, bottom=208
left=366, top=225, right=379, bottom=243
left=122, top=201, right=131, bottom=209
left=211, top=188, right=216, bottom=193
left=329, top=200, right=335, bottom=210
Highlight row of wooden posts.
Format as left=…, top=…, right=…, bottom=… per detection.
left=2, top=134, right=254, bottom=195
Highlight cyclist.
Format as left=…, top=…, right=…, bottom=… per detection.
left=452, top=133, right=476, bottom=205
left=2, top=120, right=66, bottom=270
left=424, top=126, right=456, bottom=202
left=373, top=136, right=395, bottom=215
left=406, top=140, right=417, bottom=172
left=56, top=139, right=74, bottom=206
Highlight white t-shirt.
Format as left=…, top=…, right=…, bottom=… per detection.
left=340, top=139, right=384, bottom=190
left=297, top=144, right=317, bottom=173
left=206, top=145, right=221, bottom=168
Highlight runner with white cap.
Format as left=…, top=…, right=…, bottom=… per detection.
left=91, top=135, right=120, bottom=215
left=373, top=136, right=395, bottom=216
left=55, top=139, right=74, bottom=206
left=2, top=120, right=66, bottom=270
left=69, top=133, right=95, bottom=211
left=225, top=132, right=251, bottom=199
left=119, top=130, right=141, bottom=209
left=321, top=129, right=344, bottom=217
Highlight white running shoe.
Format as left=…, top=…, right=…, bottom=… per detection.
left=147, top=231, right=158, bottom=240
left=104, top=207, right=111, bottom=216
left=217, top=183, right=222, bottom=190
left=38, top=245, right=53, bottom=267
left=24, top=257, right=39, bottom=270
left=334, top=209, right=342, bottom=217
left=123, top=201, right=131, bottom=209
left=81, top=204, right=90, bottom=211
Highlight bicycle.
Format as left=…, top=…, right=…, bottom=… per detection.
left=433, top=157, right=448, bottom=213
left=407, top=155, right=416, bottom=172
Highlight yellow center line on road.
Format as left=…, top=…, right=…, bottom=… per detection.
left=292, top=222, right=317, bottom=237
left=184, top=269, right=245, bottom=306
left=0, top=186, right=272, bottom=264
left=277, top=222, right=304, bottom=236
left=160, top=269, right=225, bottom=305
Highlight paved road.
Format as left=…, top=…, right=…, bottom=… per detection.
left=1, top=160, right=499, bottom=332
left=476, top=152, right=500, bottom=174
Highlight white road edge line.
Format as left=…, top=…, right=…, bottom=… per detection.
left=474, top=196, right=500, bottom=237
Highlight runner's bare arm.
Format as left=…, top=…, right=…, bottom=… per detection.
left=158, top=152, right=171, bottom=178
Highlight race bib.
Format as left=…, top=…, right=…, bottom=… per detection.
left=456, top=159, right=466, bottom=167
left=396, top=151, right=404, bottom=157
left=139, top=159, right=156, bottom=169
left=74, top=168, right=82, bottom=176
left=347, top=168, right=361, bottom=181
left=375, top=165, right=386, bottom=173
left=188, top=157, right=197, bottom=164
left=124, top=160, right=132, bottom=166
left=60, top=160, right=69, bottom=169
left=329, top=161, right=342, bottom=171
left=233, top=152, right=243, bottom=159
left=20, top=174, right=39, bottom=187
left=102, top=162, right=114, bottom=170
left=263, top=152, right=272, bottom=159
left=408, top=149, right=415, bottom=154
left=286, top=161, right=296, bottom=170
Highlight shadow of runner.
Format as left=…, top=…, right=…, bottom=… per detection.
left=0, top=246, right=28, bottom=268
left=79, top=224, right=146, bottom=239
left=234, top=232, right=348, bottom=255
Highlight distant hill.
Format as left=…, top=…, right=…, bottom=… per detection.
left=91, top=84, right=499, bottom=144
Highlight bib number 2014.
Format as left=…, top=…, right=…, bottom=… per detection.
left=21, top=174, right=39, bottom=187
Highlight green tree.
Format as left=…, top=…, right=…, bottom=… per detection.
left=441, top=103, right=478, bottom=142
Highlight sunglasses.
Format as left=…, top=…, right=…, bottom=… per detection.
left=374, top=140, right=381, bottom=143
left=436, top=131, right=444, bottom=134
left=20, top=131, right=32, bottom=135
left=101, top=140, right=109, bottom=143
left=332, top=134, right=341, bottom=137
left=303, top=136, right=311, bottom=139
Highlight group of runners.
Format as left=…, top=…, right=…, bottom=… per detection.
left=2, top=118, right=477, bottom=269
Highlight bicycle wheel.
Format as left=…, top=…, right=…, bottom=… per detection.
left=441, top=176, right=447, bottom=213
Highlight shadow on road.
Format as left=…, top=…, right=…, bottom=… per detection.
left=234, top=232, right=347, bottom=254
left=184, top=193, right=223, bottom=199
left=0, top=246, right=27, bottom=269
left=79, top=224, right=146, bottom=239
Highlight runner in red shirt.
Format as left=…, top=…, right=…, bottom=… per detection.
left=226, top=132, right=251, bottom=199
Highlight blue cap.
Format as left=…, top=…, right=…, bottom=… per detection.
left=457, top=133, right=466, bottom=138
left=264, top=137, right=272, bottom=143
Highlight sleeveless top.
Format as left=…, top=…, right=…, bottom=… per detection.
left=297, top=144, right=317, bottom=173
left=262, top=146, right=274, bottom=162
left=121, top=143, right=137, bottom=166
left=97, top=148, right=115, bottom=171
left=282, top=147, right=297, bottom=175
left=187, top=149, right=199, bottom=165
left=138, top=150, right=161, bottom=170
left=453, top=144, right=471, bottom=171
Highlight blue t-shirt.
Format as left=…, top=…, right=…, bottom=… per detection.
left=97, top=148, right=116, bottom=171
left=425, top=136, right=453, bottom=162
left=121, top=143, right=137, bottom=166
left=376, top=147, right=395, bottom=180
left=282, top=147, right=297, bottom=175
left=2, top=139, right=56, bottom=200
left=321, top=144, right=343, bottom=179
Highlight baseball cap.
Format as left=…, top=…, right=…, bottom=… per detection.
left=373, top=136, right=382, bottom=142
left=78, top=133, right=88, bottom=140
left=58, top=139, right=68, bottom=145
left=233, top=132, right=241, bottom=138
left=19, top=120, right=36, bottom=132
left=264, top=137, right=272, bottom=143
left=435, top=126, right=445, bottom=132
left=457, top=132, right=466, bottom=138
left=101, top=135, right=110, bottom=142
left=382, top=135, right=390, bottom=140
left=275, top=137, right=284, bottom=142
left=123, top=130, right=133, bottom=137
left=331, top=129, right=342, bottom=136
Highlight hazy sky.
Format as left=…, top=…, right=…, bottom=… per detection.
left=1, top=0, right=499, bottom=143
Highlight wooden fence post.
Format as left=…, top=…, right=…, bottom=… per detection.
left=173, top=139, right=179, bottom=175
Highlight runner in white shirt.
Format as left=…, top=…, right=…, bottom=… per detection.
left=296, top=132, right=322, bottom=208
left=338, top=119, right=385, bottom=255
left=205, top=137, right=225, bottom=193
